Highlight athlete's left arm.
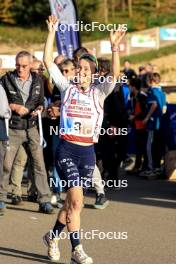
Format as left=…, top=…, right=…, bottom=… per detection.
left=110, top=29, right=126, bottom=80
left=96, top=30, right=126, bottom=98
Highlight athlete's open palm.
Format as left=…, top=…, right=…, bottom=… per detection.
left=110, top=30, right=126, bottom=47
left=46, top=15, right=59, bottom=33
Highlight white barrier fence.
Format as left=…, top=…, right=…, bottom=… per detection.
left=1, top=23, right=176, bottom=68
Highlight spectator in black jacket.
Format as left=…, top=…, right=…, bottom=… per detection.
left=0, top=51, right=53, bottom=214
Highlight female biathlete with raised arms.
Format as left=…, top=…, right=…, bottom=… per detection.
left=43, top=15, right=125, bottom=264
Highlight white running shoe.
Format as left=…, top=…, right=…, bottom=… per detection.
left=70, top=244, right=93, bottom=264
left=51, top=195, right=58, bottom=205
left=43, top=232, right=60, bottom=262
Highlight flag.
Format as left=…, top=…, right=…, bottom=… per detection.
left=49, top=0, right=81, bottom=58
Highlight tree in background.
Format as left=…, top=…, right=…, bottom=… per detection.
left=76, top=0, right=99, bottom=24
left=103, top=0, right=108, bottom=24
left=0, top=0, right=175, bottom=35
left=0, top=0, right=14, bottom=23
left=12, top=0, right=50, bottom=27
left=0, top=0, right=50, bottom=27
left=128, top=0, right=133, bottom=18
left=156, top=0, right=160, bottom=9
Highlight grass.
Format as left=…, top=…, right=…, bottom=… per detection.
left=121, top=44, right=176, bottom=64
left=0, top=25, right=47, bottom=45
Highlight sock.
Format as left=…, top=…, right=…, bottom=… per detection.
left=51, top=220, right=66, bottom=239
left=69, top=231, right=80, bottom=251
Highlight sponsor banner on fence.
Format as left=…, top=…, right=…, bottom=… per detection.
left=0, top=55, right=16, bottom=69
left=34, top=51, right=58, bottom=61
left=160, top=28, right=176, bottom=41
left=0, top=52, right=58, bottom=69
left=131, top=34, right=157, bottom=48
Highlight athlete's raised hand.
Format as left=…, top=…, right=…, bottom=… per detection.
left=44, top=15, right=59, bottom=68
left=46, top=15, right=59, bottom=33
left=110, top=30, right=126, bottom=47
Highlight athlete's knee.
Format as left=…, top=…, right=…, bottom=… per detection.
left=69, top=199, right=83, bottom=212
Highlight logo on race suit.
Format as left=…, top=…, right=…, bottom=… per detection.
left=71, top=99, right=77, bottom=104
left=77, top=99, right=91, bottom=105
left=70, top=98, right=91, bottom=106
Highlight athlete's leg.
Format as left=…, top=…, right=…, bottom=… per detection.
left=66, top=186, right=83, bottom=231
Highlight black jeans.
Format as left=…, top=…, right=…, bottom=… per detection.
left=105, top=134, right=128, bottom=180
left=135, top=129, right=148, bottom=170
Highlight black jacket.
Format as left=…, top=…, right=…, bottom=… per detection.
left=105, top=84, right=129, bottom=128
left=1, top=71, right=44, bottom=130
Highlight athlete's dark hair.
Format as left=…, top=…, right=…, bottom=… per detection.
left=79, top=53, right=98, bottom=73
left=73, top=47, right=88, bottom=62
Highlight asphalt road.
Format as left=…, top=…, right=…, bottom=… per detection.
left=0, top=174, right=176, bottom=264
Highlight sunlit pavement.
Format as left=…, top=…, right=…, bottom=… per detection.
left=0, top=173, right=175, bottom=264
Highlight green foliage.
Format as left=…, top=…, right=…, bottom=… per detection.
left=1, top=0, right=176, bottom=42
left=4, top=0, right=50, bottom=27
left=76, top=0, right=100, bottom=24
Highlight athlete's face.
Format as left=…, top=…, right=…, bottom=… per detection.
left=78, top=59, right=96, bottom=89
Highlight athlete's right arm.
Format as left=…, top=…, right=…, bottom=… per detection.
left=43, top=15, right=69, bottom=92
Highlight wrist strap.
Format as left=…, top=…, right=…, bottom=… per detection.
left=111, top=46, right=120, bottom=52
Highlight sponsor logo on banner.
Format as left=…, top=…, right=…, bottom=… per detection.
left=160, top=28, right=176, bottom=41
left=131, top=34, right=156, bottom=48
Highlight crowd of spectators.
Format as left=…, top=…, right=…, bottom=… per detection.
left=0, top=49, right=174, bottom=214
